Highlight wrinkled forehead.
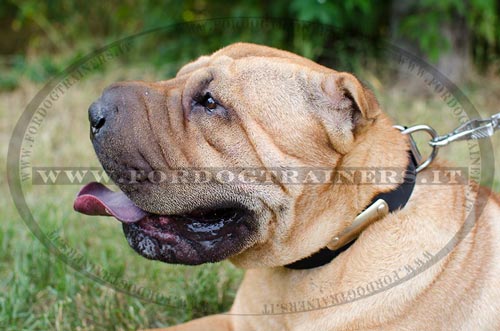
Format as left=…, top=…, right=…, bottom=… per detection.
left=176, top=43, right=332, bottom=77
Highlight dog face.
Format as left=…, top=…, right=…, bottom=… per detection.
left=76, top=43, right=407, bottom=267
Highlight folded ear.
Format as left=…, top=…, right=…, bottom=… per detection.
left=319, top=72, right=380, bottom=154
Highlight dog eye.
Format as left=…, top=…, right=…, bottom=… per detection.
left=201, top=92, right=218, bottom=113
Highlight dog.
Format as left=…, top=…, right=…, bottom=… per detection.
left=74, top=43, right=500, bottom=330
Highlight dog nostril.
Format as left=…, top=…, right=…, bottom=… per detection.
left=94, top=117, right=106, bottom=129
left=90, top=114, right=106, bottom=135
left=89, top=102, right=108, bottom=135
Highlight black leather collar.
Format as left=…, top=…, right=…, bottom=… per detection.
left=285, top=152, right=417, bottom=270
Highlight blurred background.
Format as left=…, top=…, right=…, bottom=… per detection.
left=1, top=1, right=499, bottom=330
left=0, top=0, right=500, bottom=90
left=0, top=0, right=499, bottom=89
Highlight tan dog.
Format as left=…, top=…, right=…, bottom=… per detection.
left=75, top=43, right=500, bottom=330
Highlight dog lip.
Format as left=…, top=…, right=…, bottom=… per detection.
left=122, top=209, right=252, bottom=264
left=74, top=182, right=255, bottom=264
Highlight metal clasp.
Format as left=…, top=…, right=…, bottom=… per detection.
left=394, top=124, right=439, bottom=173
left=430, top=112, right=500, bottom=147
left=394, top=112, right=500, bottom=173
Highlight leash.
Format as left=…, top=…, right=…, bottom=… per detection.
left=286, top=112, right=500, bottom=270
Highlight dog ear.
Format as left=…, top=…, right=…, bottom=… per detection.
left=319, top=72, right=380, bottom=154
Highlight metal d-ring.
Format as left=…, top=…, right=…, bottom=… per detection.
left=394, top=125, right=439, bottom=173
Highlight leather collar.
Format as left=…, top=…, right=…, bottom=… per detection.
left=285, top=152, right=417, bottom=270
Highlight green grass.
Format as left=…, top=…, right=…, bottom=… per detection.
left=1, top=65, right=499, bottom=330
left=0, top=194, right=242, bottom=330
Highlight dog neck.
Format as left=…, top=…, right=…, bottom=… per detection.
left=285, top=151, right=418, bottom=270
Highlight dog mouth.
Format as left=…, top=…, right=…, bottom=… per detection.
left=73, top=182, right=254, bottom=265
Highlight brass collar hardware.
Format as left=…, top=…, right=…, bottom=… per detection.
left=327, top=199, right=389, bottom=251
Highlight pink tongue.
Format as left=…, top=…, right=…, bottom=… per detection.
left=73, top=182, right=148, bottom=223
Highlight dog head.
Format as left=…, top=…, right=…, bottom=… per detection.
left=75, top=43, right=408, bottom=267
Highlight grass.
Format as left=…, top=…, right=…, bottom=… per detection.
left=0, top=189, right=242, bottom=330
left=1, top=62, right=499, bottom=330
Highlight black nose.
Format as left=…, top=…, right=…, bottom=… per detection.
left=88, top=101, right=107, bottom=135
